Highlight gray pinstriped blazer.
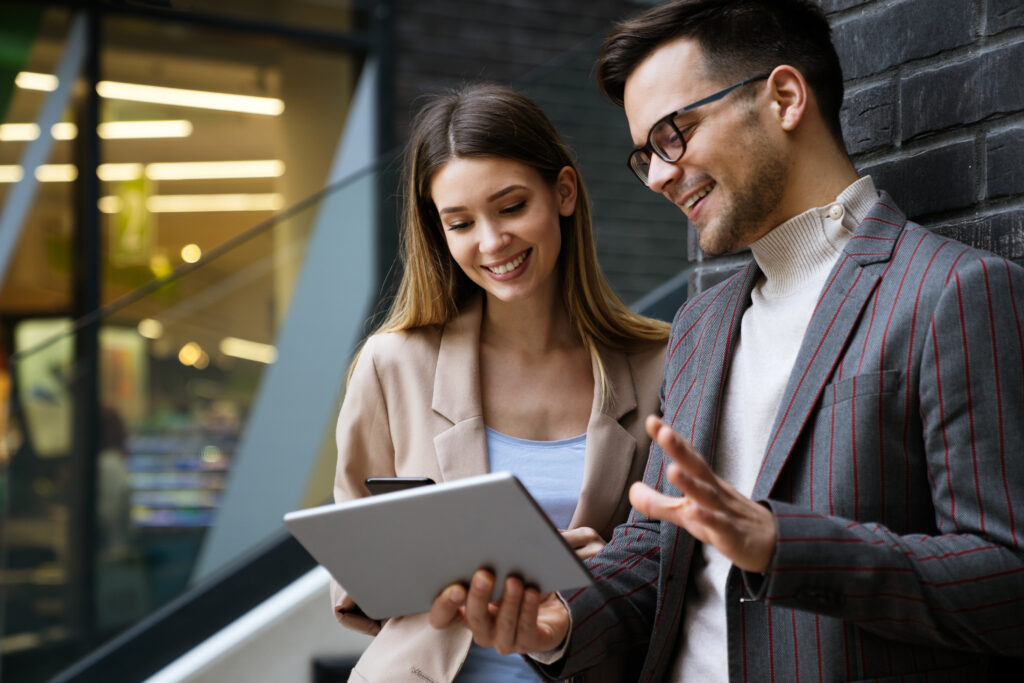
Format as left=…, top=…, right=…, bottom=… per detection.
left=549, top=194, right=1024, bottom=682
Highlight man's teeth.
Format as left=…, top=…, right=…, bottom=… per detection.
left=684, top=183, right=714, bottom=211
left=487, top=251, right=528, bottom=274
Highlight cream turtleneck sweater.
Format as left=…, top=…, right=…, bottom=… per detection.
left=670, top=176, right=878, bottom=682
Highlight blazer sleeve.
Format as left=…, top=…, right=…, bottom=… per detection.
left=329, top=336, right=396, bottom=635
left=752, top=254, right=1024, bottom=654
left=538, top=343, right=679, bottom=679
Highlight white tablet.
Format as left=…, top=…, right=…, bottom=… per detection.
left=283, top=471, right=593, bottom=620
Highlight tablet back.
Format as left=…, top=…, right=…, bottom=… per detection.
left=283, top=471, right=593, bottom=620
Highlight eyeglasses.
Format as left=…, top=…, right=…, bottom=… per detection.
left=627, top=73, right=770, bottom=186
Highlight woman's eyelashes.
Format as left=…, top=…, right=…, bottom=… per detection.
left=499, top=200, right=526, bottom=215
left=444, top=200, right=527, bottom=231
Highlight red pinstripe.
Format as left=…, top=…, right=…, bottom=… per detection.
left=828, top=390, right=837, bottom=515
left=926, top=565, right=1024, bottom=587
left=917, top=544, right=1002, bottom=561
left=942, top=246, right=971, bottom=287
left=870, top=231, right=927, bottom=524
left=666, top=316, right=710, bottom=400
left=768, top=606, right=776, bottom=683
left=814, top=615, right=823, bottom=683
left=954, top=273, right=985, bottom=531
left=791, top=609, right=800, bottom=683
left=1001, top=258, right=1022, bottom=546
left=757, top=268, right=867, bottom=491
left=864, top=215, right=903, bottom=228
left=904, top=241, right=952, bottom=528
left=666, top=287, right=718, bottom=364
left=930, top=319, right=955, bottom=525
left=688, top=271, right=749, bottom=442
left=851, top=375, right=860, bottom=518
left=982, top=260, right=1014, bottom=548
left=573, top=569, right=659, bottom=627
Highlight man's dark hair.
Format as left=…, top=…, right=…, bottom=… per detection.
left=596, top=0, right=846, bottom=146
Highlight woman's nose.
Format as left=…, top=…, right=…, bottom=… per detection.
left=478, top=222, right=509, bottom=253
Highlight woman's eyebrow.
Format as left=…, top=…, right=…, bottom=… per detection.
left=438, top=184, right=528, bottom=214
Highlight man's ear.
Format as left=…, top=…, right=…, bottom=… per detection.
left=768, top=65, right=808, bottom=132
left=555, top=166, right=578, bottom=216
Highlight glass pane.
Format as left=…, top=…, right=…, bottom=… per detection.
left=99, top=13, right=359, bottom=305
left=4, top=161, right=378, bottom=676
left=0, top=6, right=76, bottom=315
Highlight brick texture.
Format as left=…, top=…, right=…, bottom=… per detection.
left=391, top=0, right=1024, bottom=302
left=689, top=0, right=1024, bottom=293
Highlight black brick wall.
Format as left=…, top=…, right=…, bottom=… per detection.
left=687, top=0, right=1024, bottom=296
left=390, top=0, right=1024, bottom=304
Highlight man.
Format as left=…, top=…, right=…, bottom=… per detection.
left=429, top=1, right=1024, bottom=680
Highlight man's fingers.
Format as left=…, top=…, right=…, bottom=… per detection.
left=629, top=481, right=689, bottom=523
left=428, top=583, right=467, bottom=629
left=516, top=588, right=541, bottom=650
left=492, top=577, right=523, bottom=654
left=464, top=570, right=496, bottom=644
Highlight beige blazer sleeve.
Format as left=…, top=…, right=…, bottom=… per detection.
left=329, top=336, right=394, bottom=635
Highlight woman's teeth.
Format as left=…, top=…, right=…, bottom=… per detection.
left=684, top=182, right=715, bottom=211
left=486, top=251, right=528, bottom=274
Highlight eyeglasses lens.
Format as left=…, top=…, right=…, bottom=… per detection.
left=630, top=150, right=652, bottom=185
left=651, top=120, right=684, bottom=162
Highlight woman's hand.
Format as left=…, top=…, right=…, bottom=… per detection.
left=560, top=526, right=605, bottom=560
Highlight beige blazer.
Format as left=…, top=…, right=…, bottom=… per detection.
left=330, top=296, right=665, bottom=683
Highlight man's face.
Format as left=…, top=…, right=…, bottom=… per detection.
left=623, top=38, right=789, bottom=256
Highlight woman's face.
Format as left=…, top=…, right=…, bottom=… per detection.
left=430, top=156, right=577, bottom=305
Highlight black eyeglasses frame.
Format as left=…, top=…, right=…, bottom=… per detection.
left=627, top=73, right=772, bottom=186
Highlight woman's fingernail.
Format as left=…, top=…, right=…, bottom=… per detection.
left=450, top=586, right=465, bottom=602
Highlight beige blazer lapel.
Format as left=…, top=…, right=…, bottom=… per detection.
left=570, top=345, right=640, bottom=535
left=431, top=296, right=490, bottom=482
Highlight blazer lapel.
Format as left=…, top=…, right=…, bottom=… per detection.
left=752, top=194, right=907, bottom=499
left=570, top=345, right=638, bottom=534
left=682, top=265, right=760, bottom=461
left=431, top=297, right=490, bottom=482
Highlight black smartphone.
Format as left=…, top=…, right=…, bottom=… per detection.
left=364, top=476, right=436, bottom=496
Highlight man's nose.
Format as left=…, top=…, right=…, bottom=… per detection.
left=646, top=154, right=682, bottom=194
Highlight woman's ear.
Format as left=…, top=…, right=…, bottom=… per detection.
left=768, top=65, right=808, bottom=132
left=555, top=166, right=578, bottom=216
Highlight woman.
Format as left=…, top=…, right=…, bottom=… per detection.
left=331, top=83, right=669, bottom=682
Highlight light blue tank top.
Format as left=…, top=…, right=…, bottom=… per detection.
left=456, top=427, right=587, bottom=682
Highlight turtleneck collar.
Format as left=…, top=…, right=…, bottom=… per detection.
left=750, top=176, right=877, bottom=299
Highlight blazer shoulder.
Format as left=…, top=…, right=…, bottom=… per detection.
left=360, top=325, right=443, bottom=369
left=623, top=337, right=667, bottom=388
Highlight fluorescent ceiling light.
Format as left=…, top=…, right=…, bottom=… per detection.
left=219, top=336, right=277, bottom=364
left=98, top=193, right=284, bottom=213
left=35, top=164, right=78, bottom=182
left=16, top=71, right=58, bottom=91
left=2, top=120, right=193, bottom=141
left=0, top=122, right=75, bottom=141
left=98, top=163, right=145, bottom=182
left=0, top=164, right=78, bottom=183
left=6, top=159, right=284, bottom=183
left=146, top=193, right=284, bottom=213
left=0, top=123, right=41, bottom=141
left=97, top=81, right=284, bottom=115
left=0, top=166, right=25, bottom=182
left=145, top=160, right=285, bottom=180
left=99, top=120, right=193, bottom=139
